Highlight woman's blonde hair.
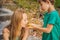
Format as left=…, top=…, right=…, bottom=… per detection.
left=6, top=8, right=25, bottom=40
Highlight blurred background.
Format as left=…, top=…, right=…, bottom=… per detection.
left=0, top=0, right=60, bottom=40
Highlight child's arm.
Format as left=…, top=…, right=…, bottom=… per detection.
left=31, top=24, right=53, bottom=33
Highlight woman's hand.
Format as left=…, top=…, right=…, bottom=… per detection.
left=3, top=28, right=10, bottom=40
left=22, top=26, right=29, bottom=40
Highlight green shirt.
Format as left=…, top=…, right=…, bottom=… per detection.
left=42, top=10, right=60, bottom=40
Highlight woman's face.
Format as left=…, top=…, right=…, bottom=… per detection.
left=21, top=13, right=28, bottom=27
left=40, top=1, right=49, bottom=12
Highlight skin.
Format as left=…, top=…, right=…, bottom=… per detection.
left=31, top=1, right=55, bottom=33
left=3, top=13, right=29, bottom=40
left=21, top=13, right=29, bottom=40
left=3, top=28, right=10, bottom=40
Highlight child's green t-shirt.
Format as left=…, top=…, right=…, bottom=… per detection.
left=42, top=10, right=60, bottom=40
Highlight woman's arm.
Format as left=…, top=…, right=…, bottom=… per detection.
left=32, top=24, right=53, bottom=33
left=22, top=27, right=29, bottom=40
left=3, top=28, right=10, bottom=40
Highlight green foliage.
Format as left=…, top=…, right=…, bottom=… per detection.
left=13, top=0, right=60, bottom=9
left=13, top=0, right=39, bottom=10
left=55, top=0, right=60, bottom=8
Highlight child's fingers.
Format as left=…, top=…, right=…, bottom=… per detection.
left=27, top=26, right=33, bottom=29
left=30, top=23, right=41, bottom=27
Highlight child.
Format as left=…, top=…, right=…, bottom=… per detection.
left=3, top=8, right=29, bottom=40
left=31, top=0, right=60, bottom=40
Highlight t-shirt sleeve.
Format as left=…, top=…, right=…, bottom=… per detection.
left=48, top=13, right=57, bottom=24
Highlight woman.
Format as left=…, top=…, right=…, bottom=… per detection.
left=31, top=0, right=60, bottom=40
left=3, top=8, right=29, bottom=40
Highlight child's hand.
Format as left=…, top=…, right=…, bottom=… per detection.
left=31, top=23, right=41, bottom=27
left=28, top=23, right=41, bottom=29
